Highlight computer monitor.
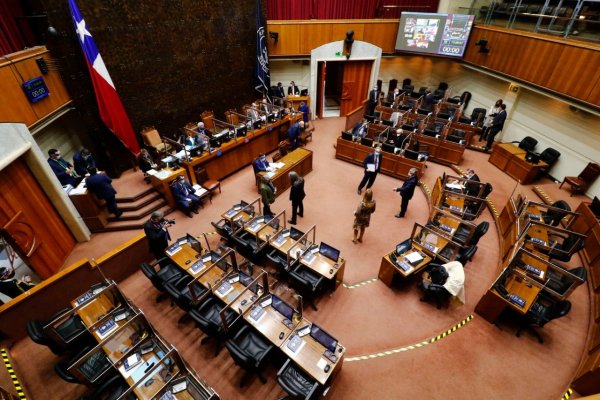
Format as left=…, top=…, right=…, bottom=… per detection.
left=271, top=294, right=294, bottom=320
left=404, top=149, right=419, bottom=160
left=341, top=131, right=353, bottom=141
left=239, top=271, right=261, bottom=294
left=591, top=196, right=600, bottom=218
left=525, top=150, right=540, bottom=164
left=236, top=125, right=247, bottom=137
left=310, top=323, right=338, bottom=352
left=300, top=89, right=308, bottom=96
left=290, top=227, right=304, bottom=240
left=361, top=137, right=373, bottom=147
left=382, top=142, right=395, bottom=153
left=423, top=129, right=437, bottom=138
left=252, top=120, right=262, bottom=129
left=319, top=242, right=340, bottom=262
left=186, top=234, right=202, bottom=253
left=209, top=137, right=221, bottom=148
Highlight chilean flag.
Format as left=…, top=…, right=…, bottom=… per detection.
left=68, top=0, right=140, bottom=154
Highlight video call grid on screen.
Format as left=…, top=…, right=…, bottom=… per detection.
left=395, top=12, right=475, bottom=57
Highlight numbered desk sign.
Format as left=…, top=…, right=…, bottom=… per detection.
left=22, top=76, right=50, bottom=103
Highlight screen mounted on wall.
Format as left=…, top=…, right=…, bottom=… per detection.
left=395, top=13, right=475, bottom=57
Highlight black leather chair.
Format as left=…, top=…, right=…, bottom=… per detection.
left=189, top=297, right=239, bottom=356
left=27, top=308, right=94, bottom=354
left=420, top=264, right=451, bottom=309
left=468, top=221, right=489, bottom=246
left=224, top=325, right=275, bottom=387
left=470, top=108, right=486, bottom=126
left=545, top=235, right=584, bottom=262
left=517, top=136, right=538, bottom=152
left=481, top=182, right=493, bottom=199
left=81, top=374, right=134, bottom=400
left=288, top=265, right=326, bottom=311
left=26, top=307, right=73, bottom=355
left=539, top=147, right=561, bottom=169
left=277, top=359, right=321, bottom=400
left=456, top=245, right=477, bottom=265
left=543, top=200, right=570, bottom=226
left=516, top=297, right=572, bottom=343
left=267, top=248, right=298, bottom=283
left=164, top=275, right=209, bottom=323
left=232, top=231, right=265, bottom=264
left=140, top=260, right=184, bottom=303
left=211, top=218, right=233, bottom=242
left=546, top=266, right=587, bottom=295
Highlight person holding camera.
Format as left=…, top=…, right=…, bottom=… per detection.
left=144, top=211, right=173, bottom=262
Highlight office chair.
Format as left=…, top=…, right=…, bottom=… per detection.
left=468, top=221, right=489, bottom=246
left=211, top=219, right=233, bottom=242
left=26, top=307, right=76, bottom=355
left=289, top=264, right=326, bottom=311
left=516, top=296, right=572, bottom=343
left=224, top=325, right=275, bottom=387
left=232, top=231, right=264, bottom=265
left=470, top=108, right=486, bottom=126
left=543, top=200, right=571, bottom=226
left=189, top=297, right=239, bottom=356
left=545, top=266, right=587, bottom=295
left=277, top=359, right=321, bottom=400
left=140, top=260, right=184, bottom=303
left=538, top=234, right=584, bottom=262
left=539, top=148, right=561, bottom=169
left=560, top=162, right=600, bottom=196
left=481, top=182, right=493, bottom=199
left=456, top=245, right=477, bottom=265
left=195, top=167, right=221, bottom=197
left=55, top=345, right=95, bottom=384
left=266, top=248, right=297, bottom=283
left=419, top=263, right=451, bottom=309
left=516, top=136, right=538, bottom=152
left=403, top=85, right=414, bottom=95
left=453, top=224, right=471, bottom=245
left=164, top=275, right=209, bottom=323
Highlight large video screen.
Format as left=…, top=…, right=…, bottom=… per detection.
left=395, top=13, right=475, bottom=57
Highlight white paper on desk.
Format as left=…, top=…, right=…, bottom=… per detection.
left=404, top=252, right=423, bottom=264
left=366, top=163, right=376, bottom=172
left=445, top=182, right=464, bottom=190
left=194, top=187, right=208, bottom=196
left=272, top=162, right=285, bottom=169
left=146, top=169, right=158, bottom=176
left=264, top=171, right=275, bottom=179
left=154, top=170, right=172, bottom=180
left=317, top=358, right=328, bottom=369
left=161, top=156, right=175, bottom=163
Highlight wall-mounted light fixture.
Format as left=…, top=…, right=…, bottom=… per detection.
left=344, top=30, right=354, bottom=60
left=268, top=31, right=279, bottom=45
left=475, top=39, right=490, bottom=54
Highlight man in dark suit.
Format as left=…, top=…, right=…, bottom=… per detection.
left=143, top=211, right=171, bottom=262
left=464, top=168, right=481, bottom=197
left=366, top=86, right=378, bottom=116
left=394, top=167, right=419, bottom=218
left=171, top=175, right=201, bottom=217
left=73, top=148, right=96, bottom=177
left=253, top=153, right=270, bottom=172
left=422, top=90, right=436, bottom=112
left=47, top=148, right=77, bottom=187
left=287, top=121, right=304, bottom=150
left=85, top=167, right=122, bottom=217
left=357, top=146, right=382, bottom=194
left=288, top=81, right=300, bottom=95
left=484, top=103, right=507, bottom=151
left=386, top=88, right=400, bottom=105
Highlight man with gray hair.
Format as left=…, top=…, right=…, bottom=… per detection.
left=393, top=167, right=418, bottom=218
left=143, top=211, right=172, bottom=261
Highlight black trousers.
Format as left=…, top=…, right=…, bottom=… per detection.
left=291, top=199, right=303, bottom=223
left=104, top=196, right=120, bottom=215
left=263, top=203, right=273, bottom=216
left=358, top=171, right=378, bottom=191
left=399, top=195, right=411, bottom=217
left=486, top=128, right=501, bottom=149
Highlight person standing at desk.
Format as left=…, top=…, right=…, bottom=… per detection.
left=353, top=188, right=376, bottom=244
left=288, top=81, right=300, bottom=95
left=144, top=211, right=172, bottom=262
left=287, top=121, right=304, bottom=151
left=253, top=153, right=270, bottom=172
left=366, top=85, right=378, bottom=116
left=138, top=149, right=157, bottom=182
left=47, top=148, right=78, bottom=187
left=357, top=146, right=382, bottom=195
left=480, top=99, right=503, bottom=142
left=259, top=176, right=276, bottom=216
left=484, top=103, right=507, bottom=152
left=195, top=122, right=210, bottom=149
left=351, top=119, right=368, bottom=141
left=171, top=175, right=201, bottom=217
left=394, top=167, right=418, bottom=218
left=288, top=171, right=305, bottom=225
left=85, top=167, right=123, bottom=218
left=422, top=90, right=435, bottom=112
left=73, top=148, right=96, bottom=177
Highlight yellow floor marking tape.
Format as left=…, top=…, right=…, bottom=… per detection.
left=1, top=349, right=26, bottom=399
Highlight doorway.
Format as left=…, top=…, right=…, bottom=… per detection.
left=323, top=61, right=344, bottom=117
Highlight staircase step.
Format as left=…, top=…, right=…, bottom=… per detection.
left=108, top=198, right=167, bottom=222
left=115, top=188, right=155, bottom=203
left=102, top=206, right=175, bottom=232
left=119, top=193, right=162, bottom=212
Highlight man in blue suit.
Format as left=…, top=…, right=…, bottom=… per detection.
left=171, top=175, right=201, bottom=217
left=287, top=121, right=304, bottom=151
left=47, top=148, right=77, bottom=187
left=357, top=146, right=382, bottom=194
left=85, top=167, right=122, bottom=217
left=253, top=153, right=270, bottom=172
left=73, top=148, right=96, bottom=177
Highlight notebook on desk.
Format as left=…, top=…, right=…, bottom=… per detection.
left=286, top=334, right=305, bottom=353
left=249, top=305, right=266, bottom=322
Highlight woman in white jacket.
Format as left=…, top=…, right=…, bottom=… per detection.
left=480, top=99, right=503, bottom=142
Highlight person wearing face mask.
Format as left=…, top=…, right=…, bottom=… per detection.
left=287, top=120, right=304, bottom=151
left=357, top=146, right=382, bottom=195
left=393, top=167, right=419, bottom=218
left=47, top=148, right=79, bottom=187
left=253, top=153, right=270, bottom=172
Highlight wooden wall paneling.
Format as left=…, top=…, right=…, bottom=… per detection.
left=0, top=158, right=75, bottom=279
left=267, top=24, right=301, bottom=56
left=0, top=67, right=38, bottom=126
left=548, top=47, right=600, bottom=100
left=299, top=23, right=333, bottom=54
left=331, top=23, right=365, bottom=43
left=363, top=21, right=398, bottom=53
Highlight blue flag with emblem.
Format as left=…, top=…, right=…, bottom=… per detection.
left=254, top=0, right=271, bottom=101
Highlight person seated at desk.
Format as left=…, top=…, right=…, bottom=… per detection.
left=464, top=169, right=481, bottom=196
left=287, top=121, right=305, bottom=151
left=85, top=167, right=123, bottom=218
left=73, top=148, right=96, bottom=177
left=184, top=128, right=199, bottom=148
left=351, top=119, right=368, bottom=141
left=138, top=149, right=158, bottom=183
left=420, top=261, right=465, bottom=307
left=288, top=80, right=300, bottom=96
left=260, top=98, right=272, bottom=115
left=393, top=129, right=408, bottom=149
left=195, top=122, right=210, bottom=148
left=47, top=148, right=79, bottom=187
left=253, top=153, right=270, bottom=172
left=171, top=175, right=202, bottom=218
left=387, top=88, right=401, bottom=105
left=247, top=106, right=261, bottom=123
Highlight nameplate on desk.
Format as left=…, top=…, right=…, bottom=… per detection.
left=166, top=244, right=181, bottom=256
left=528, top=213, right=541, bottom=221
left=286, top=334, right=305, bottom=353
left=508, top=294, right=526, bottom=308
left=202, top=254, right=213, bottom=263
left=449, top=205, right=462, bottom=212
left=75, top=292, right=94, bottom=306
left=404, top=252, right=423, bottom=265
left=396, top=260, right=413, bottom=272
left=273, top=235, right=287, bottom=246
left=159, top=392, right=176, bottom=400
left=423, top=243, right=439, bottom=253
left=525, top=264, right=544, bottom=278
left=171, top=381, right=187, bottom=394
left=123, top=353, right=142, bottom=372
left=530, top=237, right=546, bottom=246
left=190, top=261, right=205, bottom=274
left=96, top=319, right=117, bottom=339
left=249, top=306, right=266, bottom=322
left=440, top=224, right=454, bottom=234
left=217, top=281, right=233, bottom=297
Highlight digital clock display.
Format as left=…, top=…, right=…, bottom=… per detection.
left=22, top=76, right=50, bottom=103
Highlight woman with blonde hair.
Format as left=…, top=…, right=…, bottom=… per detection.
left=353, top=188, right=376, bottom=243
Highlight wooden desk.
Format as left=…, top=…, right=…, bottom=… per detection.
left=411, top=134, right=465, bottom=165
left=476, top=272, right=541, bottom=323
left=287, top=95, right=310, bottom=111
left=489, top=143, right=548, bottom=184
left=149, top=167, right=188, bottom=208
left=378, top=248, right=432, bottom=286
left=69, top=182, right=108, bottom=232
left=257, top=148, right=313, bottom=196
left=281, top=318, right=345, bottom=386
left=295, top=252, right=346, bottom=290
left=181, top=115, right=299, bottom=184
left=335, top=137, right=425, bottom=180
left=244, top=305, right=296, bottom=347
left=443, top=194, right=466, bottom=214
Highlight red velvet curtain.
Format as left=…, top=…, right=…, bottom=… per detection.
left=266, top=0, right=439, bottom=20
left=0, top=0, right=30, bottom=56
